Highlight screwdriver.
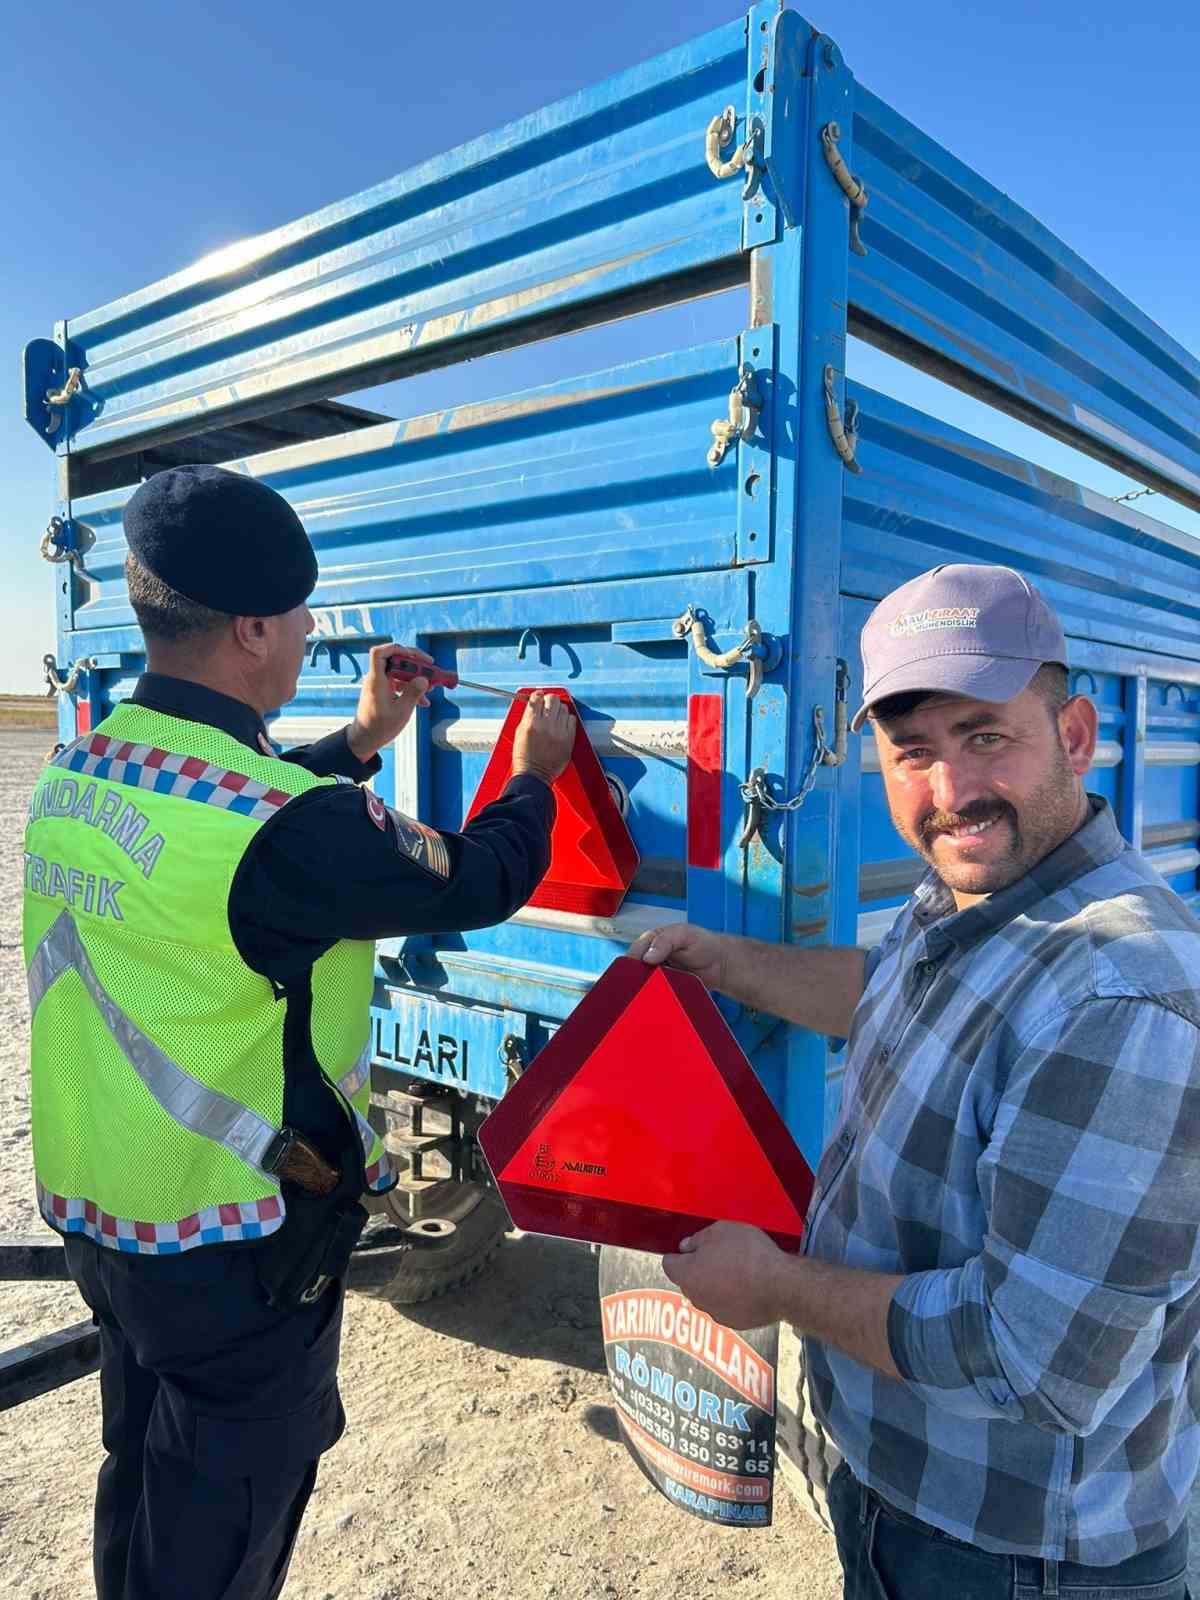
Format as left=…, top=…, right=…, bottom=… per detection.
left=385, top=647, right=523, bottom=703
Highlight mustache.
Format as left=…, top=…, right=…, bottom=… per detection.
left=919, top=799, right=1014, bottom=845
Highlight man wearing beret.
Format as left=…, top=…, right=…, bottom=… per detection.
left=633, top=566, right=1200, bottom=1599
left=23, top=464, right=574, bottom=1600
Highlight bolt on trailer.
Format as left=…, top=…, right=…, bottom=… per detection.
left=12, top=3, right=1200, bottom=1424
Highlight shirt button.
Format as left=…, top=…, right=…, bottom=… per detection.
left=916, top=959, right=937, bottom=979
left=879, top=1045, right=891, bottom=1062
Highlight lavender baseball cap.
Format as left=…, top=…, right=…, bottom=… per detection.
left=851, top=564, right=1067, bottom=732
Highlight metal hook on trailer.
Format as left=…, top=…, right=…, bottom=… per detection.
left=43, top=653, right=94, bottom=697
left=823, top=366, right=861, bottom=474
left=707, top=363, right=762, bottom=468
left=704, top=105, right=763, bottom=199
left=42, top=368, right=83, bottom=436
left=820, top=122, right=868, bottom=256
left=672, top=606, right=782, bottom=700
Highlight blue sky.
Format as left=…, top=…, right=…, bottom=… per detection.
left=2, top=0, right=1198, bottom=692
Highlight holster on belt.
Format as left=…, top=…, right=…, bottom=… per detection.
left=256, top=1126, right=367, bottom=1311
left=274, top=1131, right=340, bottom=1197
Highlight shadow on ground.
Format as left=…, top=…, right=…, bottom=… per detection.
left=582, top=1402, right=622, bottom=1441
left=382, top=1232, right=606, bottom=1373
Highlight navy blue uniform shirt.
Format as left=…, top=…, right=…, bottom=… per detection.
left=129, top=672, right=555, bottom=984
left=127, top=672, right=554, bottom=1156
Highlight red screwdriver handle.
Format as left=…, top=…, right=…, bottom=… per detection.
left=385, top=649, right=459, bottom=691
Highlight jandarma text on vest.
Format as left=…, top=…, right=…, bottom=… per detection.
left=24, top=854, right=125, bottom=919
left=28, top=778, right=165, bottom=879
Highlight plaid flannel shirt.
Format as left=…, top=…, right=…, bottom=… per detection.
left=803, top=798, right=1200, bottom=1564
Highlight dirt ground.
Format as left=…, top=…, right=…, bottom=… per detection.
left=0, top=730, right=843, bottom=1600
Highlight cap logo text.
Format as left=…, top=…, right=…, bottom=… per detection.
left=888, top=606, right=980, bottom=639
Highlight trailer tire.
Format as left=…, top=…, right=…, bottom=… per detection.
left=348, top=1188, right=509, bottom=1305
left=774, top=1324, right=840, bottom=1538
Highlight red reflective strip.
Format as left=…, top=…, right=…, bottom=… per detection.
left=90, top=734, right=111, bottom=756
left=687, top=694, right=723, bottom=869
left=75, top=700, right=92, bottom=736
left=114, top=741, right=135, bottom=762
left=180, top=756, right=208, bottom=778
left=261, top=788, right=291, bottom=809
left=218, top=771, right=250, bottom=792
left=143, top=747, right=167, bottom=770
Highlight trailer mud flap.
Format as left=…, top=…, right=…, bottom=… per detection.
left=598, top=1246, right=777, bottom=1527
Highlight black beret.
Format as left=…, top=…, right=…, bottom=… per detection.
left=124, top=465, right=318, bottom=616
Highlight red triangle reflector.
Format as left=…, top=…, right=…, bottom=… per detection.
left=478, top=957, right=814, bottom=1254
left=465, top=688, right=638, bottom=918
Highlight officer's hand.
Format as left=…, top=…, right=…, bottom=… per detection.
left=627, top=922, right=727, bottom=992
left=663, top=1222, right=791, bottom=1331
left=511, top=692, right=576, bottom=785
left=347, top=642, right=432, bottom=762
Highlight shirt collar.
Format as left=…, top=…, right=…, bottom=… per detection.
left=910, top=796, right=1126, bottom=956
left=129, top=673, right=272, bottom=754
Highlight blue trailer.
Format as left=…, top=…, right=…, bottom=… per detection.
left=21, top=2, right=1200, bottom=1327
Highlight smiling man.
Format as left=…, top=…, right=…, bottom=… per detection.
left=631, top=565, right=1200, bottom=1600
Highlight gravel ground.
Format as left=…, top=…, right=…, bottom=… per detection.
left=4, top=723, right=1197, bottom=1598
left=0, top=730, right=841, bottom=1600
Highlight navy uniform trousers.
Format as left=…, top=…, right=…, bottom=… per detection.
left=65, top=1236, right=346, bottom=1600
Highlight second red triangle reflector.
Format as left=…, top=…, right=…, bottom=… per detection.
left=465, top=688, right=638, bottom=918
left=478, top=957, right=814, bottom=1255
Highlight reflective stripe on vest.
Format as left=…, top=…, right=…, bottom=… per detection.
left=28, top=909, right=280, bottom=1181
left=337, top=1045, right=387, bottom=1180
left=36, top=1182, right=284, bottom=1253
left=53, top=732, right=298, bottom=821
left=28, top=914, right=391, bottom=1234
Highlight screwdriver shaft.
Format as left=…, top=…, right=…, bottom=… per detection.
left=458, top=679, right=520, bottom=700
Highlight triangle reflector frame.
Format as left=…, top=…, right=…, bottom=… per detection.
left=479, top=957, right=814, bottom=1255
left=465, top=688, right=638, bottom=918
